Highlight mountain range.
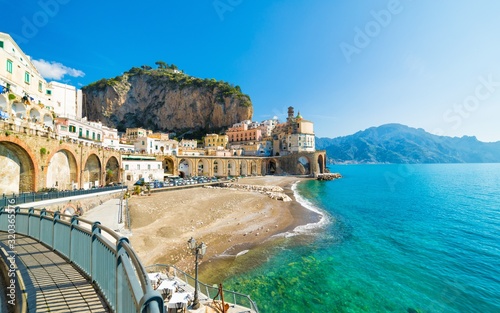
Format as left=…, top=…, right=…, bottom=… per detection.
left=316, top=124, right=500, bottom=164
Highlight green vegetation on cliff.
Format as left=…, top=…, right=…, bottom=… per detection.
left=84, top=65, right=252, bottom=107
left=81, top=63, right=253, bottom=134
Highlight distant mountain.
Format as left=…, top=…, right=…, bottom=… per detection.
left=316, top=124, right=500, bottom=164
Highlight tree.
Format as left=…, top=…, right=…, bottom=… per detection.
left=155, top=61, right=167, bottom=69
left=169, top=64, right=178, bottom=71
left=106, top=169, right=114, bottom=184
left=141, top=65, right=152, bottom=70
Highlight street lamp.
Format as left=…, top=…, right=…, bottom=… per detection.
left=187, top=237, right=207, bottom=309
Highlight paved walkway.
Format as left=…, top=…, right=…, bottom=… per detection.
left=0, top=232, right=109, bottom=312
left=82, top=198, right=123, bottom=232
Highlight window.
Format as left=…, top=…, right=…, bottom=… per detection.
left=125, top=165, right=129, bottom=170
left=148, top=165, right=151, bottom=170
left=79, top=128, right=82, bottom=137
left=0, top=41, right=3, bottom=49
left=38, top=81, right=42, bottom=92
left=92, top=132, right=95, bottom=140
left=137, top=164, right=140, bottom=170
left=86, top=130, right=89, bottom=138
left=24, top=71, right=30, bottom=84
left=46, top=90, right=52, bottom=95
left=69, top=125, right=76, bottom=133
left=158, top=164, right=160, bottom=169
left=97, top=134, right=101, bottom=141
left=6, top=59, right=13, bottom=73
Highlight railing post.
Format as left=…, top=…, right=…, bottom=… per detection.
left=27, top=207, right=34, bottom=238
left=69, top=215, right=79, bottom=262
left=53, top=211, right=60, bottom=251
left=91, top=221, right=101, bottom=282
left=116, top=237, right=130, bottom=312
left=40, top=208, right=47, bottom=241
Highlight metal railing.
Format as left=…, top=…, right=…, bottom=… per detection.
left=146, top=264, right=259, bottom=313
left=0, top=185, right=125, bottom=207
left=0, top=206, right=164, bottom=313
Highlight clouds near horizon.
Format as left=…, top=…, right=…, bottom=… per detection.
left=32, top=59, right=85, bottom=80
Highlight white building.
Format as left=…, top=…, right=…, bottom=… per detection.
left=55, top=116, right=119, bottom=148
left=179, top=139, right=197, bottom=149
left=134, top=136, right=179, bottom=155
left=48, top=81, right=82, bottom=119
left=102, top=125, right=119, bottom=149
left=122, top=155, right=163, bottom=187
left=0, top=32, right=81, bottom=124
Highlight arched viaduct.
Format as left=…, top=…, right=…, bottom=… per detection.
left=0, top=131, right=121, bottom=194
left=160, top=151, right=327, bottom=178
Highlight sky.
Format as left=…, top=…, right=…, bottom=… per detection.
left=2, top=0, right=500, bottom=142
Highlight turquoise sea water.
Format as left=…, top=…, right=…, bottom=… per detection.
left=224, top=164, right=500, bottom=312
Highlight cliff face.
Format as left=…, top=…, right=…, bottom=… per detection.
left=82, top=69, right=253, bottom=133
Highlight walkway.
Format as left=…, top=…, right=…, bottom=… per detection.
left=0, top=232, right=109, bottom=312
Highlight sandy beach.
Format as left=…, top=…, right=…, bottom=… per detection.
left=128, top=176, right=320, bottom=280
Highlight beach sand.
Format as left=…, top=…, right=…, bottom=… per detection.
left=129, top=176, right=319, bottom=280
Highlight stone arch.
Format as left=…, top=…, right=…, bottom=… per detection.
left=105, top=156, right=120, bottom=185
left=0, top=94, right=8, bottom=112
left=251, top=161, right=257, bottom=175
left=197, top=159, right=209, bottom=176
left=213, top=159, right=224, bottom=177
left=29, top=107, right=41, bottom=122
left=227, top=159, right=237, bottom=177
left=163, top=157, right=175, bottom=175
left=0, top=140, right=36, bottom=194
left=43, top=113, right=53, bottom=129
left=46, top=149, right=78, bottom=190
left=298, top=156, right=311, bottom=175
left=318, top=154, right=325, bottom=174
left=83, top=154, right=102, bottom=188
left=240, top=160, right=248, bottom=176
left=179, top=158, right=191, bottom=178
left=12, top=101, right=26, bottom=119
left=268, top=159, right=278, bottom=175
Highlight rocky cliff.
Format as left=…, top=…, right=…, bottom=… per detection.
left=82, top=67, right=253, bottom=134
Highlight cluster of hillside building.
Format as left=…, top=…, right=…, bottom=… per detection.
left=1, top=32, right=317, bottom=185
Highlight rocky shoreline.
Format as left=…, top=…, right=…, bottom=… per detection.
left=205, top=183, right=292, bottom=201
left=317, top=173, right=342, bottom=181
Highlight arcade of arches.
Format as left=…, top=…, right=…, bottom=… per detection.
left=1, top=131, right=326, bottom=194
left=165, top=151, right=327, bottom=178
left=0, top=134, right=122, bottom=194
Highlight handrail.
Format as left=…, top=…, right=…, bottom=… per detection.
left=0, top=206, right=164, bottom=313
left=145, top=263, right=259, bottom=313
left=0, top=185, right=125, bottom=207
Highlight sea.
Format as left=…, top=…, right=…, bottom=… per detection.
left=223, top=164, right=500, bottom=313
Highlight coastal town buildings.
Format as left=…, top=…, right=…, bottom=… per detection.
left=125, top=127, right=153, bottom=142
left=0, top=33, right=83, bottom=128
left=272, top=106, right=315, bottom=156
left=1, top=30, right=327, bottom=195
left=227, top=120, right=263, bottom=143
left=204, top=133, right=228, bottom=148
left=133, top=136, right=179, bottom=155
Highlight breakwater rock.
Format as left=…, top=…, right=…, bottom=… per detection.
left=205, top=183, right=292, bottom=202
left=317, top=173, right=342, bottom=181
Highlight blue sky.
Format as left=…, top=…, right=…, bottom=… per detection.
left=2, top=0, right=500, bottom=141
